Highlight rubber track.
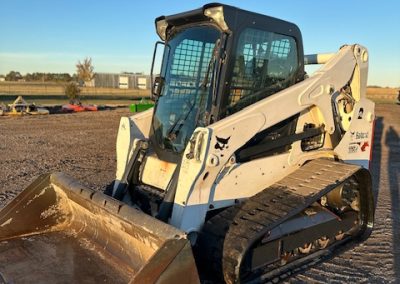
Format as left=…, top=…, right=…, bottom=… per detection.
left=222, top=158, right=361, bottom=283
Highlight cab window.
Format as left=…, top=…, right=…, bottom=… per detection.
left=226, top=28, right=298, bottom=115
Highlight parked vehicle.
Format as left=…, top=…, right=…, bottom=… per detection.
left=62, top=103, right=98, bottom=112
left=6, top=96, right=49, bottom=116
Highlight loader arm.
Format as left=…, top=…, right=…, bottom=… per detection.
left=171, top=44, right=373, bottom=232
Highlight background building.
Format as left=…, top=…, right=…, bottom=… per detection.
left=94, top=73, right=151, bottom=89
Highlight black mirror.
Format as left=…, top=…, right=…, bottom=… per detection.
left=153, top=76, right=165, bottom=98
left=150, top=41, right=170, bottom=99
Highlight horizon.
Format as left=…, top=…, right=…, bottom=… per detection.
left=0, top=71, right=397, bottom=89
left=1, top=1, right=399, bottom=87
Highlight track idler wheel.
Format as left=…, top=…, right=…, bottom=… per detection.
left=317, top=236, right=330, bottom=249
left=299, top=243, right=313, bottom=254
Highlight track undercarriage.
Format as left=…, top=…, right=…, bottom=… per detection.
left=196, top=159, right=374, bottom=283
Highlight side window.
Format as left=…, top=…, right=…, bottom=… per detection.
left=227, top=28, right=298, bottom=115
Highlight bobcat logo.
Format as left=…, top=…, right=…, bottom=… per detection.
left=215, top=136, right=230, bottom=151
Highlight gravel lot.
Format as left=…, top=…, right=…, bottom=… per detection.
left=0, top=104, right=399, bottom=283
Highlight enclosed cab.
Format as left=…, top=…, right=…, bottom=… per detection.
left=150, top=3, right=304, bottom=163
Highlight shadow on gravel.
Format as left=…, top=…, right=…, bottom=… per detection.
left=385, top=125, right=400, bottom=280
left=372, top=117, right=383, bottom=207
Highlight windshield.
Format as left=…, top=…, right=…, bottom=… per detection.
left=152, top=25, right=221, bottom=156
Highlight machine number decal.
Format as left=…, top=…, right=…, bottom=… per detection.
left=348, top=143, right=359, bottom=154
left=348, top=141, right=369, bottom=153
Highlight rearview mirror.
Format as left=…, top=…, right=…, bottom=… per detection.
left=153, top=76, right=165, bottom=98
left=150, top=41, right=169, bottom=99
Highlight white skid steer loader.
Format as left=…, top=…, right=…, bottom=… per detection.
left=0, top=3, right=375, bottom=283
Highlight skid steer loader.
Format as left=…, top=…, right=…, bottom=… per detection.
left=0, top=3, right=375, bottom=283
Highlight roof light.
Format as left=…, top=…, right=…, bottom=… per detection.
left=204, top=6, right=229, bottom=32
left=156, top=19, right=168, bottom=41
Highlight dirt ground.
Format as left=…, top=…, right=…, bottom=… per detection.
left=0, top=104, right=399, bottom=283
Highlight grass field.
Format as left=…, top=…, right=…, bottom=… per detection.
left=0, top=94, right=149, bottom=106
left=366, top=87, right=399, bottom=104
left=0, top=81, right=151, bottom=105
left=0, top=81, right=398, bottom=105
left=0, top=81, right=149, bottom=96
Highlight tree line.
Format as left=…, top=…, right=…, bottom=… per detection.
left=3, top=71, right=76, bottom=82
left=1, top=57, right=95, bottom=84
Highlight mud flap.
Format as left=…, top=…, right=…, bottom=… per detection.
left=0, top=173, right=199, bottom=283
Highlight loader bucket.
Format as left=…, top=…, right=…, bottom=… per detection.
left=0, top=173, right=199, bottom=284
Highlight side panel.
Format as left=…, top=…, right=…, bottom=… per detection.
left=334, top=98, right=375, bottom=169
left=114, top=109, right=153, bottom=187
left=140, top=155, right=177, bottom=190
left=212, top=153, right=293, bottom=202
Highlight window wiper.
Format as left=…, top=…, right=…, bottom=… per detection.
left=165, top=99, right=195, bottom=141
left=166, top=38, right=222, bottom=142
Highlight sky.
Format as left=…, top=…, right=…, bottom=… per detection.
left=0, top=0, right=399, bottom=87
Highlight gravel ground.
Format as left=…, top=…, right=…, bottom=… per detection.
left=0, top=104, right=399, bottom=283
left=0, top=109, right=129, bottom=205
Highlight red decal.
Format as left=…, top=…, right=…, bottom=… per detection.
left=361, top=141, right=369, bottom=152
